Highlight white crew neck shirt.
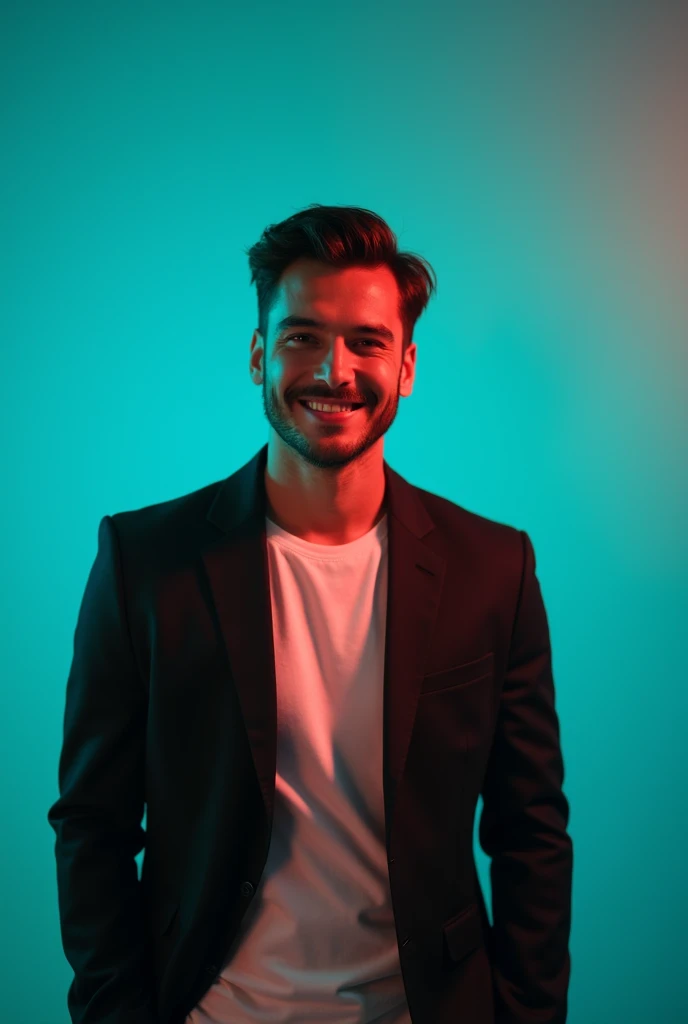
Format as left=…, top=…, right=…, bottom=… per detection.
left=186, top=510, right=412, bottom=1023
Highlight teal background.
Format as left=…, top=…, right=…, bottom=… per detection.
left=3, top=2, right=687, bottom=1021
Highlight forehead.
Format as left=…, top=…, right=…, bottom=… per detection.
left=270, top=258, right=401, bottom=329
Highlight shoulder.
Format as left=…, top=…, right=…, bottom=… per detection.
left=409, top=479, right=526, bottom=576
left=103, top=476, right=226, bottom=564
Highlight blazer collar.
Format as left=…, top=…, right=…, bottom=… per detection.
left=205, top=441, right=435, bottom=541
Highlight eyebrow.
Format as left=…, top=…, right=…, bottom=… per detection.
left=275, top=315, right=394, bottom=343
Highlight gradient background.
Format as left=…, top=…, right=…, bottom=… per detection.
left=3, top=2, right=687, bottom=1021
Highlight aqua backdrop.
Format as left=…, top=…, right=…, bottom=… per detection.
left=3, top=2, right=687, bottom=1022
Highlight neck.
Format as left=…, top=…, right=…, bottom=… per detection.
left=264, top=441, right=387, bottom=545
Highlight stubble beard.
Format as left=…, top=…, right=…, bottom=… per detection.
left=262, top=377, right=400, bottom=470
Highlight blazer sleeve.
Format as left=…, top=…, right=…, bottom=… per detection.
left=47, top=515, right=158, bottom=1024
left=479, top=529, right=573, bottom=1023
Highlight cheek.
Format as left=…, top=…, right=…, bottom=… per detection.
left=266, top=370, right=287, bottom=397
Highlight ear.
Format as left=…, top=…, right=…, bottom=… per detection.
left=399, top=340, right=417, bottom=397
left=249, top=329, right=264, bottom=384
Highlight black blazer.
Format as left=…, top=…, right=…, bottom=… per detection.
left=48, top=443, right=572, bottom=1024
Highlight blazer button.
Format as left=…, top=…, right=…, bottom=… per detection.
left=239, top=881, right=255, bottom=897
left=205, top=963, right=218, bottom=976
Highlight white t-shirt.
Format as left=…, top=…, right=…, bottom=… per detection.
left=187, top=511, right=412, bottom=1023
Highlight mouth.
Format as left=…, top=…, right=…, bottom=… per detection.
left=297, top=399, right=366, bottom=423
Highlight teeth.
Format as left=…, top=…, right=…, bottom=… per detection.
left=305, top=401, right=355, bottom=413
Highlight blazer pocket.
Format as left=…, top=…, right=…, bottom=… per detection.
left=420, top=652, right=494, bottom=695
left=154, top=897, right=179, bottom=937
left=443, top=901, right=484, bottom=964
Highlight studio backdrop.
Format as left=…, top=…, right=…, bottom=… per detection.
left=2, top=2, right=686, bottom=1022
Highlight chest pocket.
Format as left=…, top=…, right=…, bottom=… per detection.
left=420, top=651, right=494, bottom=695
left=419, top=652, right=495, bottom=752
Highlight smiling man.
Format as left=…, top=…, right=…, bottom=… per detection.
left=48, top=204, right=572, bottom=1024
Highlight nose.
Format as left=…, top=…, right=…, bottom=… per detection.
left=314, top=337, right=356, bottom=391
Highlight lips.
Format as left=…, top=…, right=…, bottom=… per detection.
left=298, top=399, right=365, bottom=408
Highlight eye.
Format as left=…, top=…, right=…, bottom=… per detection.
left=287, top=334, right=381, bottom=348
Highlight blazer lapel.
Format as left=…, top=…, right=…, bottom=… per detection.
left=201, top=444, right=447, bottom=853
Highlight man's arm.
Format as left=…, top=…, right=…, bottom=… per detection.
left=479, top=529, right=573, bottom=1023
left=47, top=514, right=158, bottom=1024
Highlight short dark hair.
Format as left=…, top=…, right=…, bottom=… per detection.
left=245, top=204, right=437, bottom=356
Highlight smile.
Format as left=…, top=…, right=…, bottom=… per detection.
left=298, top=400, right=365, bottom=422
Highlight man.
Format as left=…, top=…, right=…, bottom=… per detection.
left=48, top=204, right=573, bottom=1023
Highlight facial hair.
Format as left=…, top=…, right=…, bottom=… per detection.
left=261, top=370, right=402, bottom=471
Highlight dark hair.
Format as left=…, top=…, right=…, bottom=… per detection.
left=245, top=204, right=437, bottom=356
